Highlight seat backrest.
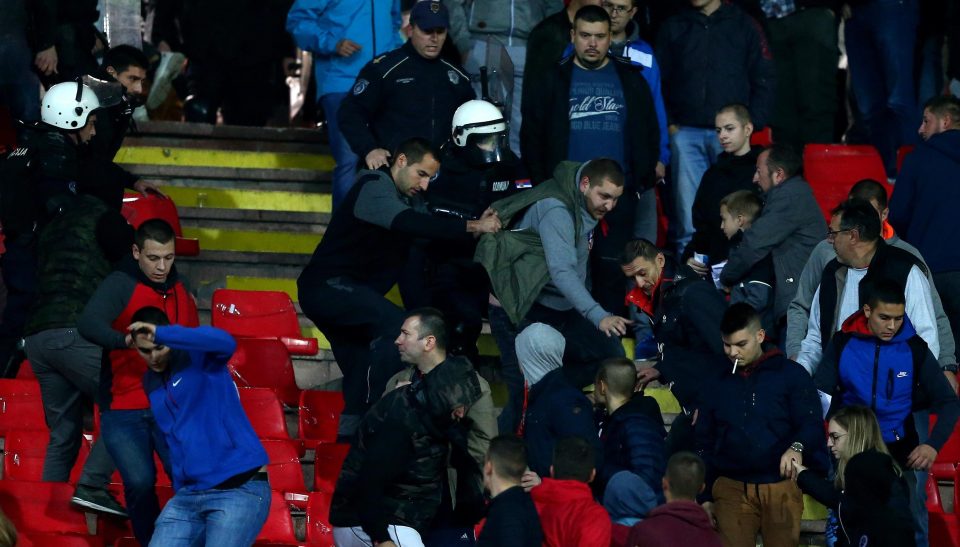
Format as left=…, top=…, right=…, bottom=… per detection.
left=0, top=480, right=90, bottom=534
left=802, top=144, right=891, bottom=219
left=0, top=379, right=46, bottom=433
left=256, top=491, right=299, bottom=544
left=306, top=491, right=335, bottom=546
left=313, top=443, right=350, bottom=494
left=261, top=439, right=307, bottom=497
left=750, top=126, right=773, bottom=147
left=229, top=338, right=300, bottom=406
left=932, top=416, right=960, bottom=466
left=238, top=387, right=291, bottom=440
left=299, top=390, right=345, bottom=446
left=3, top=429, right=90, bottom=483
left=17, top=533, right=105, bottom=547
left=121, top=193, right=184, bottom=235
left=212, top=289, right=302, bottom=339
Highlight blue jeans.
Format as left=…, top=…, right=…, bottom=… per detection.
left=912, top=410, right=930, bottom=547
left=669, top=127, right=723, bottom=255
left=321, top=92, right=359, bottom=211
left=149, top=478, right=271, bottom=546
left=844, top=0, right=919, bottom=176
left=101, top=408, right=172, bottom=545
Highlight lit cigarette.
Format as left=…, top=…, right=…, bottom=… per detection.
left=732, top=358, right=740, bottom=374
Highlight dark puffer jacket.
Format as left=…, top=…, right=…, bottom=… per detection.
left=330, top=357, right=482, bottom=543
left=598, top=394, right=667, bottom=501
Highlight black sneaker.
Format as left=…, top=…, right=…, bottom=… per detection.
left=71, top=485, right=128, bottom=518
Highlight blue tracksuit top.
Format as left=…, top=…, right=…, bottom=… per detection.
left=286, top=0, right=402, bottom=99
left=143, top=325, right=268, bottom=492
left=561, top=40, right=670, bottom=166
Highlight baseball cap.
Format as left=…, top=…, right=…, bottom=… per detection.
left=410, top=1, right=449, bottom=30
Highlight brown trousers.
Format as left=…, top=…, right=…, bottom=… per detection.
left=712, top=476, right=804, bottom=547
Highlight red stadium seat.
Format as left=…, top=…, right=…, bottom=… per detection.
left=112, top=538, right=138, bottom=547
left=305, top=491, right=335, bottom=546
left=255, top=491, right=299, bottom=545
left=17, top=533, right=105, bottom=547
left=0, top=480, right=90, bottom=534
left=312, top=443, right=350, bottom=494
left=261, top=439, right=308, bottom=508
left=3, top=429, right=90, bottom=483
left=121, top=192, right=200, bottom=256
left=229, top=338, right=301, bottom=406
left=212, top=289, right=319, bottom=356
left=15, top=359, right=35, bottom=380
left=298, top=390, right=344, bottom=450
left=238, top=387, right=293, bottom=442
left=931, top=415, right=960, bottom=480
left=0, top=379, right=46, bottom=433
left=750, top=126, right=773, bottom=147
left=928, top=472, right=960, bottom=547
left=802, top=144, right=891, bottom=219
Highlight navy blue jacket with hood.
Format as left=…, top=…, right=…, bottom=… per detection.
left=143, top=325, right=268, bottom=492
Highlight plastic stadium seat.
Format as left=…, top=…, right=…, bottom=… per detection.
left=0, top=379, right=46, bottom=433
left=229, top=338, right=301, bottom=406
left=255, top=491, right=299, bottom=545
left=121, top=192, right=200, bottom=256
left=928, top=472, right=960, bottom=547
left=112, top=538, right=138, bottom=547
left=305, top=491, right=335, bottom=546
left=15, top=359, right=35, bottom=380
left=212, top=289, right=319, bottom=356
left=261, top=439, right=308, bottom=509
left=931, top=415, right=960, bottom=480
left=750, top=126, right=773, bottom=147
left=312, top=443, right=350, bottom=494
left=0, top=480, right=90, bottom=534
left=17, top=533, right=105, bottom=546
left=802, top=144, right=891, bottom=219
left=3, top=429, right=90, bottom=483
left=238, top=387, right=293, bottom=442
left=298, top=390, right=344, bottom=450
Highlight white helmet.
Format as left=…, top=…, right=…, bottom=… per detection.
left=41, top=80, right=101, bottom=130
left=451, top=100, right=509, bottom=164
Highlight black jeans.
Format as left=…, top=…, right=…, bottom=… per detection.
left=521, top=303, right=625, bottom=389
left=935, top=271, right=960, bottom=360
left=298, top=277, right=405, bottom=433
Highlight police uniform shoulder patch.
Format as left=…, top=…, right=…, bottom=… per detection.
left=447, top=70, right=459, bottom=85
left=353, top=79, right=369, bottom=95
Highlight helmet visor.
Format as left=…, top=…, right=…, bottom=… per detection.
left=81, top=75, right=123, bottom=109
left=467, top=131, right=510, bottom=164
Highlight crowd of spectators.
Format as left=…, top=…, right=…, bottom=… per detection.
left=2, top=0, right=960, bottom=546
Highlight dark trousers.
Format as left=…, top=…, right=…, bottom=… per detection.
left=490, top=303, right=522, bottom=434
left=591, top=190, right=638, bottom=318
left=100, top=408, right=171, bottom=545
left=24, top=328, right=114, bottom=486
left=184, top=59, right=277, bottom=126
left=298, top=277, right=405, bottom=432
left=0, top=234, right=37, bottom=374
left=521, top=303, right=625, bottom=389
left=935, top=271, right=960, bottom=361
left=767, top=8, right=840, bottom=148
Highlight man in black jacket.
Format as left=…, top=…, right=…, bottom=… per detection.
left=521, top=5, right=659, bottom=318
left=330, top=356, right=482, bottom=547
left=476, top=435, right=544, bottom=547
left=79, top=45, right=163, bottom=208
left=656, top=0, right=775, bottom=256
left=297, top=138, right=500, bottom=437
left=339, top=1, right=475, bottom=170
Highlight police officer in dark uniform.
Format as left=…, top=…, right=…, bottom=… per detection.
left=414, top=99, right=528, bottom=366
left=338, top=0, right=475, bottom=172
left=0, top=78, right=119, bottom=374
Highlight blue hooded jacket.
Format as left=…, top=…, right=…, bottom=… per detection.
left=143, top=325, right=268, bottom=492
left=286, top=0, right=402, bottom=99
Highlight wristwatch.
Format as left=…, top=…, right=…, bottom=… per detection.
left=944, top=364, right=958, bottom=373
left=790, top=442, right=804, bottom=454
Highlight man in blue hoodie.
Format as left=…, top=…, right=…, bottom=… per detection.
left=815, top=279, right=960, bottom=547
left=128, top=308, right=270, bottom=545
left=286, top=0, right=402, bottom=209
left=890, top=96, right=960, bottom=363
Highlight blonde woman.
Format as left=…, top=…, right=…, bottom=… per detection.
left=792, top=405, right=915, bottom=547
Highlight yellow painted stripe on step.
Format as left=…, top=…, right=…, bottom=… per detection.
left=801, top=496, right=828, bottom=521
left=164, top=186, right=331, bottom=213
left=301, top=324, right=502, bottom=358
left=115, top=146, right=335, bottom=171
left=181, top=227, right=320, bottom=254
left=225, top=276, right=405, bottom=307
left=644, top=387, right=680, bottom=415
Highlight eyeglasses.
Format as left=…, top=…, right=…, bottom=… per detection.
left=602, top=1, right=631, bottom=15
left=826, top=228, right=854, bottom=242
left=827, top=432, right=847, bottom=443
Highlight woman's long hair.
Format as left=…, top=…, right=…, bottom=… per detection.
left=830, top=405, right=898, bottom=489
